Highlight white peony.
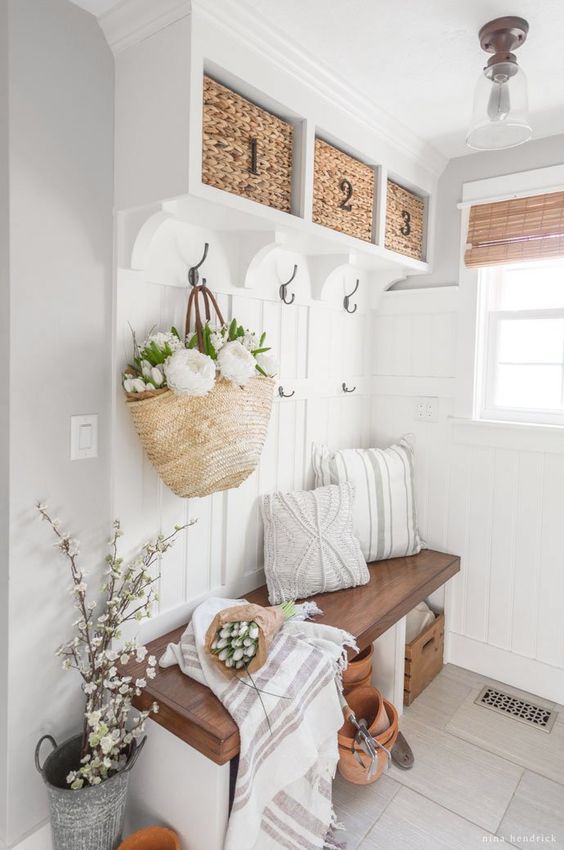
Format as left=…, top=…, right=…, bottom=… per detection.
left=255, top=352, right=278, bottom=377
left=164, top=349, right=216, bottom=397
left=217, top=340, right=257, bottom=386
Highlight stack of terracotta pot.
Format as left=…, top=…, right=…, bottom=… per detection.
left=338, top=645, right=399, bottom=784
left=119, top=827, right=179, bottom=850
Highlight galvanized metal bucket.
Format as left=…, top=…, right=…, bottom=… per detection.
left=35, top=733, right=145, bottom=850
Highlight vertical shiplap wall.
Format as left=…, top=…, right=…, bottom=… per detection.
left=114, top=221, right=374, bottom=636
left=372, top=287, right=564, bottom=702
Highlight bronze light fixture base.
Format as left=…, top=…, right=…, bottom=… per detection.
left=479, top=16, right=529, bottom=68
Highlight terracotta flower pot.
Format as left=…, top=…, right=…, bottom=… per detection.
left=118, top=826, right=180, bottom=850
left=337, top=688, right=399, bottom=785
left=342, top=644, right=374, bottom=695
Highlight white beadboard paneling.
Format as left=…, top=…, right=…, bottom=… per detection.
left=537, top=455, right=564, bottom=668
left=463, top=446, right=495, bottom=643
left=512, top=453, right=544, bottom=660
left=487, top=450, right=519, bottom=652
left=114, top=233, right=375, bottom=623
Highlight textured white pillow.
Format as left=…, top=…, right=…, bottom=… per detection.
left=312, top=439, right=422, bottom=563
left=260, top=483, right=369, bottom=605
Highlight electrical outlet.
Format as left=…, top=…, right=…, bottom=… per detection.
left=414, top=397, right=438, bottom=422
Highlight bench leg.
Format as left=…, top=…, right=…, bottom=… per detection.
left=125, top=719, right=230, bottom=850
left=371, top=616, right=407, bottom=715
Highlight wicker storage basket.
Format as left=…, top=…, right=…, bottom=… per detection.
left=127, top=377, right=274, bottom=499
left=125, top=279, right=274, bottom=499
left=312, top=139, right=374, bottom=242
left=202, top=76, right=293, bottom=213
left=385, top=180, right=425, bottom=260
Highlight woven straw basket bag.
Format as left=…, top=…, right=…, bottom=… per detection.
left=125, top=282, right=274, bottom=499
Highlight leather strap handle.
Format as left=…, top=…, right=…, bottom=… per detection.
left=184, top=283, right=226, bottom=351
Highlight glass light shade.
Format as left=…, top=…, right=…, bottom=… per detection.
left=466, top=63, right=532, bottom=150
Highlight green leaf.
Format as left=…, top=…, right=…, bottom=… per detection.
left=203, top=324, right=217, bottom=359
left=228, top=318, right=237, bottom=340
left=255, top=364, right=267, bottom=377
left=251, top=347, right=270, bottom=356
left=259, top=331, right=266, bottom=347
left=237, top=325, right=245, bottom=338
left=170, top=326, right=181, bottom=339
left=187, top=333, right=198, bottom=349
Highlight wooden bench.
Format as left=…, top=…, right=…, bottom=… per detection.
left=128, top=549, right=460, bottom=766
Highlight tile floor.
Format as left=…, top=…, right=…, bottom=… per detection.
left=333, top=664, right=564, bottom=849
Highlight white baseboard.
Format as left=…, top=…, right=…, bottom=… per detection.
left=10, top=824, right=51, bottom=850
left=448, top=632, right=564, bottom=704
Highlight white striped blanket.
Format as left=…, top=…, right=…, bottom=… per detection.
left=160, top=597, right=355, bottom=850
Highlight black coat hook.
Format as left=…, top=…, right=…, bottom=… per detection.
left=279, top=265, right=297, bottom=305
left=278, top=386, right=295, bottom=398
left=343, top=279, right=359, bottom=314
left=188, top=243, right=209, bottom=287
left=342, top=383, right=356, bottom=394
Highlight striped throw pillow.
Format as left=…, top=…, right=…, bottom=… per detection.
left=312, top=439, right=422, bottom=562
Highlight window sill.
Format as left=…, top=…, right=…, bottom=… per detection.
left=449, top=417, right=564, bottom=454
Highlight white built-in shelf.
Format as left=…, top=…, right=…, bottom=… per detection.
left=165, top=183, right=429, bottom=277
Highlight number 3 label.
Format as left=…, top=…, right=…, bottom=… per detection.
left=400, top=210, right=411, bottom=236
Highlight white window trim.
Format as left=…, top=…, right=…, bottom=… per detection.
left=476, top=274, right=564, bottom=426
left=457, top=164, right=564, bottom=429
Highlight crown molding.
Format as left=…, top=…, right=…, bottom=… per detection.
left=98, top=0, right=190, bottom=54
left=191, top=0, right=446, bottom=178
left=100, top=0, right=446, bottom=177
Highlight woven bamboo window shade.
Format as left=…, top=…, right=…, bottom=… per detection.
left=465, top=191, right=564, bottom=268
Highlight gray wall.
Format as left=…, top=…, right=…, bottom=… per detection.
left=398, top=133, right=564, bottom=289
left=0, top=0, right=9, bottom=844
left=4, top=1, right=114, bottom=845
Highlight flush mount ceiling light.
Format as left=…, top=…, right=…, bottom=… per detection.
left=466, top=16, right=532, bottom=151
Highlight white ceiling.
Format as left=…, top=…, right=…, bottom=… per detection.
left=72, top=0, right=564, bottom=160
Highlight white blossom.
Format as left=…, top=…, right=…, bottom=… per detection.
left=151, top=366, right=164, bottom=387
left=140, top=360, right=152, bottom=379
left=242, top=331, right=258, bottom=351
left=164, top=349, right=216, bottom=397
left=142, top=331, right=184, bottom=354
left=217, top=340, right=256, bottom=386
left=255, top=352, right=278, bottom=377
left=210, top=330, right=226, bottom=352
left=130, top=378, right=149, bottom=394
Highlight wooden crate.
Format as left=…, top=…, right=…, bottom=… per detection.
left=385, top=180, right=425, bottom=261
left=202, top=76, right=293, bottom=213
left=312, top=138, right=374, bottom=242
left=404, top=612, right=444, bottom=706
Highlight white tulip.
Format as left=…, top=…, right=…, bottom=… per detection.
left=217, top=340, right=256, bottom=386
left=164, top=349, right=216, bottom=397
left=151, top=366, right=164, bottom=386
left=123, top=377, right=135, bottom=393
left=233, top=648, right=244, bottom=661
left=255, top=352, right=278, bottom=378
left=141, top=360, right=152, bottom=379
left=131, top=378, right=148, bottom=393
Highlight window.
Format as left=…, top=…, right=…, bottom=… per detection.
left=476, top=259, right=564, bottom=426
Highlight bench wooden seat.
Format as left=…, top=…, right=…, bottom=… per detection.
left=128, top=549, right=460, bottom=765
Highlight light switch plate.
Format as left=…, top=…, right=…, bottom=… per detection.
left=70, top=414, right=98, bottom=460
